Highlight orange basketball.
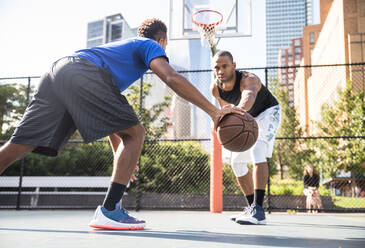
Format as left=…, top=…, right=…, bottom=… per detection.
left=217, top=113, right=258, bottom=152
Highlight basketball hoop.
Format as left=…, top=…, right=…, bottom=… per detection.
left=192, top=9, right=223, bottom=47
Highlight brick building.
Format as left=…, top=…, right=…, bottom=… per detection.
left=294, top=0, right=365, bottom=135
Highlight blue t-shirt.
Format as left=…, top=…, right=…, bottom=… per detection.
left=73, top=37, right=168, bottom=92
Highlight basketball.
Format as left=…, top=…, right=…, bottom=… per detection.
left=217, top=113, right=258, bottom=152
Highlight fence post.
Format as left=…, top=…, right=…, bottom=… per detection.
left=264, top=68, right=272, bottom=213
left=16, top=77, right=31, bottom=210
left=136, top=76, right=144, bottom=211
left=16, top=159, right=24, bottom=210
left=264, top=67, right=268, bottom=88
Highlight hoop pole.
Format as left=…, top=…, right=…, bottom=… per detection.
left=210, top=129, right=222, bottom=213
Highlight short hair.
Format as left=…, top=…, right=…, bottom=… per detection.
left=214, top=50, right=234, bottom=62
left=137, top=18, right=167, bottom=41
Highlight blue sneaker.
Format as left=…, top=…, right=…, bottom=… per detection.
left=235, top=203, right=266, bottom=225
left=89, top=202, right=145, bottom=230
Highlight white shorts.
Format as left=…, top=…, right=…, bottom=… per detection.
left=231, top=105, right=281, bottom=164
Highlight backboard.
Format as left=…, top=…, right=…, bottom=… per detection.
left=169, top=0, right=252, bottom=40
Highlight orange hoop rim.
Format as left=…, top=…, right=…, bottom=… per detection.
left=191, top=9, right=223, bottom=28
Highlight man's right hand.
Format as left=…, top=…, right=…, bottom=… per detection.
left=212, top=105, right=246, bottom=130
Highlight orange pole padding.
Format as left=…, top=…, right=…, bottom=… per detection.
left=210, top=129, right=223, bottom=213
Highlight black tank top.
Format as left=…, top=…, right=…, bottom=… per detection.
left=217, top=70, right=279, bottom=117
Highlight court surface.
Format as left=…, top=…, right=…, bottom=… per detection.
left=1, top=210, right=365, bottom=248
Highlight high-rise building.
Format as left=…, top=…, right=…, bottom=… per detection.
left=266, top=0, right=312, bottom=78
left=278, top=37, right=303, bottom=106
left=86, top=14, right=136, bottom=48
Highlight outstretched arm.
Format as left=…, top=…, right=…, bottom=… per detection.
left=237, top=72, right=262, bottom=111
left=150, top=57, right=244, bottom=128
left=210, top=83, right=231, bottom=108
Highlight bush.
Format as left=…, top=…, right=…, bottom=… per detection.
left=3, top=141, right=113, bottom=176
left=134, top=141, right=210, bottom=194
left=269, top=175, right=331, bottom=196
left=222, top=163, right=241, bottom=194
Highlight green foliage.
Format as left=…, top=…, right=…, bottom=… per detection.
left=269, top=176, right=303, bottom=195
left=269, top=175, right=331, bottom=196
left=0, top=83, right=34, bottom=139
left=222, top=162, right=241, bottom=194
left=312, top=80, right=365, bottom=178
left=332, top=196, right=365, bottom=208
left=124, top=82, right=171, bottom=140
left=270, top=79, right=314, bottom=180
left=135, top=141, right=210, bottom=194
left=3, top=142, right=113, bottom=176
left=268, top=79, right=364, bottom=182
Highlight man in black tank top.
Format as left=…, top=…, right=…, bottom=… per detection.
left=211, top=50, right=281, bottom=225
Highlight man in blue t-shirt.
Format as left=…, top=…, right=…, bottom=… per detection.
left=0, top=18, right=244, bottom=230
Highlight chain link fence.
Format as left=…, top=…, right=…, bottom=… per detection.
left=0, top=63, right=364, bottom=212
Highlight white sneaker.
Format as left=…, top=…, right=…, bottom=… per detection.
left=235, top=203, right=266, bottom=225
left=230, top=205, right=252, bottom=222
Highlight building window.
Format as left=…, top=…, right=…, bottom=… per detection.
left=110, top=21, right=123, bottom=42
left=87, top=20, right=104, bottom=39
left=310, top=32, right=315, bottom=44
left=294, top=39, right=301, bottom=46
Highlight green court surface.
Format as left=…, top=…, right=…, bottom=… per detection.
left=1, top=210, right=364, bottom=248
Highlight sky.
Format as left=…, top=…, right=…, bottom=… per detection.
left=0, top=0, right=169, bottom=77
left=0, top=0, right=319, bottom=78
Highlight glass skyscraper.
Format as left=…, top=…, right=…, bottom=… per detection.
left=266, top=0, right=312, bottom=77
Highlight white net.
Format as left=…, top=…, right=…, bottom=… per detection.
left=192, top=10, right=223, bottom=48
left=197, top=25, right=217, bottom=47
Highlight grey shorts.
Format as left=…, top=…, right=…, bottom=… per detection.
left=10, top=56, right=139, bottom=156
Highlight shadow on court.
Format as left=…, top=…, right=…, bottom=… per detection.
left=1, top=227, right=365, bottom=247
left=271, top=221, right=365, bottom=231
left=0, top=228, right=365, bottom=247
left=1, top=210, right=365, bottom=248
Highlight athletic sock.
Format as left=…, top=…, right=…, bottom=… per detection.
left=255, top=189, right=266, bottom=207
left=102, top=182, right=127, bottom=211
left=245, top=194, right=254, bottom=206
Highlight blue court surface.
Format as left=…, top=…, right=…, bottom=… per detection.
left=1, top=210, right=364, bottom=248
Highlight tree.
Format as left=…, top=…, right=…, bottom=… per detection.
left=0, top=83, right=33, bottom=139
left=313, top=80, right=365, bottom=179
left=124, top=82, right=171, bottom=140
left=271, top=79, right=315, bottom=179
